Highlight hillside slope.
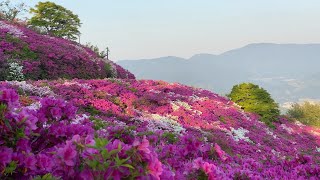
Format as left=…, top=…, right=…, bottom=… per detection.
left=0, top=21, right=134, bottom=80
left=1, top=79, right=320, bottom=179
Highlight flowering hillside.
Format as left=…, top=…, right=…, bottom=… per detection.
left=0, top=21, right=134, bottom=80
left=1, top=79, right=320, bottom=179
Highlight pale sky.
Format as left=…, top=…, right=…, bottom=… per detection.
left=16, top=0, right=320, bottom=60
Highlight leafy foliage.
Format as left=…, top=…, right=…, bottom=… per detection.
left=287, top=101, right=320, bottom=127
left=29, top=1, right=81, bottom=40
left=228, top=83, right=280, bottom=125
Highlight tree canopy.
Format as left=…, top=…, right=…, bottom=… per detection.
left=228, top=83, right=280, bottom=125
left=28, top=1, right=81, bottom=40
left=0, top=0, right=27, bottom=22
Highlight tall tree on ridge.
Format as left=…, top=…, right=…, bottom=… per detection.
left=28, top=1, right=81, bottom=41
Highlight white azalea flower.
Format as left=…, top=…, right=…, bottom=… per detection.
left=0, top=21, right=24, bottom=37
left=7, top=81, right=55, bottom=97
left=265, top=128, right=277, bottom=139
left=280, top=124, right=294, bottom=134
left=229, top=127, right=253, bottom=143
left=7, top=62, right=24, bottom=81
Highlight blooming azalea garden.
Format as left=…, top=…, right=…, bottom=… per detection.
left=1, top=21, right=320, bottom=180
left=1, top=79, right=320, bottom=179
left=0, top=21, right=134, bottom=81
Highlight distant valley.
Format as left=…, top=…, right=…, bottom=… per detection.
left=118, top=43, right=320, bottom=111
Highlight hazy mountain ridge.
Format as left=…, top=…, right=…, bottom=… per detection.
left=118, top=43, right=320, bottom=109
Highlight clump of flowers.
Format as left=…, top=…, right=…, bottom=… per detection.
left=0, top=21, right=24, bottom=37
left=7, top=81, right=54, bottom=97
left=280, top=124, right=294, bottom=134
left=0, top=87, right=162, bottom=179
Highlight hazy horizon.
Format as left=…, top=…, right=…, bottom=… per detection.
left=117, top=43, right=320, bottom=112
left=17, top=0, right=320, bottom=60
left=119, top=42, right=320, bottom=60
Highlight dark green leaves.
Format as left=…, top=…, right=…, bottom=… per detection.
left=4, top=161, right=17, bottom=175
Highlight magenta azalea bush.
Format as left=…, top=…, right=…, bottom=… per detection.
left=0, top=21, right=135, bottom=80
left=1, top=79, right=320, bottom=179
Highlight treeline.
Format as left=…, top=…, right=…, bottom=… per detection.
left=287, top=102, right=320, bottom=127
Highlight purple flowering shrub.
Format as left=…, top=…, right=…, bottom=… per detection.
left=0, top=86, right=162, bottom=179
left=1, top=79, right=320, bottom=179
left=0, top=21, right=134, bottom=80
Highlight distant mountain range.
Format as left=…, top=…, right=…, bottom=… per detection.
left=118, top=43, right=320, bottom=111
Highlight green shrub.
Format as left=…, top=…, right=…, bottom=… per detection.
left=287, top=102, right=320, bottom=127
left=84, top=106, right=101, bottom=116
left=227, top=83, right=280, bottom=125
left=104, top=63, right=116, bottom=78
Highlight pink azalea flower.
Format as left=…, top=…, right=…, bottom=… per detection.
left=79, top=168, right=94, bottom=180
left=38, top=154, right=54, bottom=171
left=214, top=143, right=228, bottom=161
left=193, top=157, right=203, bottom=169
left=0, top=147, right=13, bottom=167
left=104, top=169, right=121, bottom=180
left=24, top=155, right=37, bottom=171
left=25, top=114, right=38, bottom=130
left=71, top=134, right=81, bottom=143
left=57, top=143, right=77, bottom=166
left=11, top=152, right=24, bottom=165
left=147, top=155, right=163, bottom=180
left=50, top=107, right=62, bottom=120
left=16, top=138, right=31, bottom=153
left=134, top=136, right=151, bottom=155
left=0, top=88, right=19, bottom=106
left=202, top=162, right=215, bottom=175
left=85, top=135, right=95, bottom=146
left=64, top=104, right=77, bottom=119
